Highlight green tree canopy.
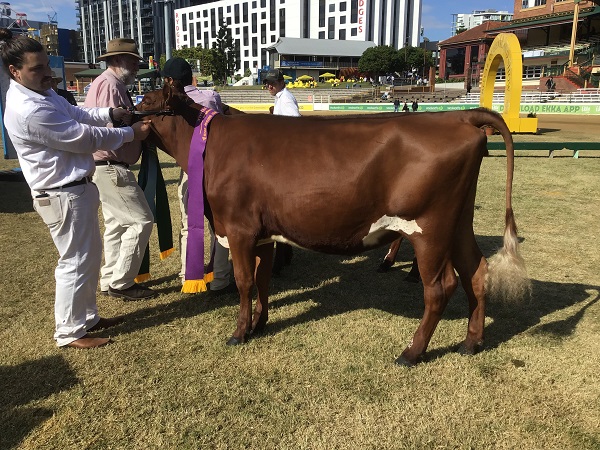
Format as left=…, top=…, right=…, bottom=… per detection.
left=358, top=45, right=404, bottom=78
left=211, top=21, right=239, bottom=85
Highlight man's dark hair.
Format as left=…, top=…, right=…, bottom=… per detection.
left=0, top=28, right=44, bottom=77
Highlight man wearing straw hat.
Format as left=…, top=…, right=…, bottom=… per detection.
left=84, top=38, right=157, bottom=301
left=50, top=70, right=77, bottom=105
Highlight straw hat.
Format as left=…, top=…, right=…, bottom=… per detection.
left=51, top=71, right=63, bottom=82
left=97, top=38, right=143, bottom=61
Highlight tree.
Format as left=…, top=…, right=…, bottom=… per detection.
left=358, top=45, right=404, bottom=79
left=211, top=21, right=239, bottom=85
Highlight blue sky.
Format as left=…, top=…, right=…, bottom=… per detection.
left=17, top=0, right=515, bottom=43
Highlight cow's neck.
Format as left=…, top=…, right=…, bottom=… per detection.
left=151, top=104, right=200, bottom=172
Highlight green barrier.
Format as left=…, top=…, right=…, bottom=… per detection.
left=326, top=103, right=600, bottom=114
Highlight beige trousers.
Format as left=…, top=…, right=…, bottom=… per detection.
left=93, top=164, right=153, bottom=291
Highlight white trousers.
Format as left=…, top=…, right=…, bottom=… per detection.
left=32, top=182, right=103, bottom=346
left=93, top=164, right=153, bottom=291
left=178, top=171, right=232, bottom=290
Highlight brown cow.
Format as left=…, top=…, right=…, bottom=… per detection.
left=137, top=86, right=530, bottom=366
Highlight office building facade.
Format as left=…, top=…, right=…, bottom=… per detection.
left=174, top=0, right=421, bottom=74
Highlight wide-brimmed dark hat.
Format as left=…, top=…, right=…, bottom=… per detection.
left=263, top=69, right=284, bottom=84
left=97, top=38, right=143, bottom=61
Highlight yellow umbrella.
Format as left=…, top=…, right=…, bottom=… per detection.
left=283, top=74, right=293, bottom=80
left=296, top=75, right=313, bottom=81
left=319, top=72, right=336, bottom=78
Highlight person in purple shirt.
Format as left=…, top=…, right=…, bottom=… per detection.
left=161, top=57, right=234, bottom=296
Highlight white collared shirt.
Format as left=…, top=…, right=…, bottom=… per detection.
left=4, top=80, right=134, bottom=190
left=274, top=88, right=301, bottom=117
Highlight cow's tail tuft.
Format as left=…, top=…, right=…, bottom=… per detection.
left=486, top=208, right=531, bottom=303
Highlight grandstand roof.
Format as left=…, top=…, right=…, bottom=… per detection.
left=266, top=37, right=376, bottom=57
left=490, top=6, right=600, bottom=33
left=439, top=21, right=506, bottom=46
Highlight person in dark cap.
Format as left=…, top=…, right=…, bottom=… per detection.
left=84, top=38, right=157, bottom=301
left=161, top=57, right=234, bottom=295
left=263, top=69, right=300, bottom=117
left=263, top=69, right=300, bottom=274
left=50, top=70, right=77, bottom=105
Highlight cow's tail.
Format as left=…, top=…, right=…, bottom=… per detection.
left=465, top=108, right=531, bottom=303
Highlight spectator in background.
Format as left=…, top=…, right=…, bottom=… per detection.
left=84, top=38, right=157, bottom=301
left=263, top=69, right=300, bottom=274
left=50, top=71, right=77, bottom=105
left=393, top=97, right=400, bottom=112
left=161, top=57, right=234, bottom=295
left=411, top=99, right=419, bottom=112
left=402, top=101, right=410, bottom=112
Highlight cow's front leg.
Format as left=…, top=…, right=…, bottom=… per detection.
left=251, top=242, right=274, bottom=335
left=226, top=238, right=257, bottom=345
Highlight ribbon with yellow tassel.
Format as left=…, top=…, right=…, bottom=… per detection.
left=136, top=143, right=174, bottom=283
left=182, top=107, right=219, bottom=293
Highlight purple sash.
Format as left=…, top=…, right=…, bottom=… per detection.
left=182, top=107, right=219, bottom=293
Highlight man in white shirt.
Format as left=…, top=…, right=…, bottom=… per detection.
left=263, top=69, right=300, bottom=274
left=263, top=69, right=301, bottom=117
left=0, top=28, right=151, bottom=348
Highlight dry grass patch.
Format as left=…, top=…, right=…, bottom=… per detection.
left=1, top=153, right=599, bottom=449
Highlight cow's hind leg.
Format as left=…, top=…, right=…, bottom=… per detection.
left=396, top=251, right=458, bottom=367
left=453, top=231, right=487, bottom=356
left=251, top=242, right=274, bottom=335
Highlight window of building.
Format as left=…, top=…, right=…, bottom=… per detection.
left=197, top=25, right=202, bottom=40
left=279, top=8, right=285, bottom=36
left=350, top=0, right=357, bottom=23
left=340, top=2, right=347, bottom=12
left=534, top=0, right=546, bottom=6
left=188, top=12, right=192, bottom=20
left=262, top=11, right=266, bottom=19
left=243, top=3, right=248, bottom=22
left=243, top=26, right=249, bottom=45
left=252, top=12, right=257, bottom=32
left=234, top=4, right=240, bottom=23
left=329, top=4, right=335, bottom=12
left=261, top=0, right=266, bottom=6
left=351, top=27, right=357, bottom=36
left=252, top=1, right=257, bottom=8
left=271, top=35, right=276, bottom=42
left=340, top=16, right=346, bottom=24
left=182, top=15, right=187, bottom=32
left=328, top=16, right=335, bottom=39
left=252, top=36, right=257, bottom=56
left=203, top=10, right=208, bottom=18
left=339, top=29, right=346, bottom=40
left=245, top=49, right=249, bottom=56
left=319, top=31, right=325, bottom=39
left=227, top=5, right=231, bottom=13
left=270, top=0, right=276, bottom=31
left=196, top=11, right=201, bottom=18
left=319, top=0, right=325, bottom=27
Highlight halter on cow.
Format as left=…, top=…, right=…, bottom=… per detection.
left=138, top=85, right=530, bottom=366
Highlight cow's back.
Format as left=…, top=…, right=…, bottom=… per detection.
left=204, top=112, right=487, bottom=253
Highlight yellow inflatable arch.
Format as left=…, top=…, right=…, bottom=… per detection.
left=480, top=33, right=538, bottom=133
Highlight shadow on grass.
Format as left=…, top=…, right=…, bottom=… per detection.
left=0, top=181, right=33, bottom=214
left=113, top=233, right=599, bottom=363
left=0, top=355, right=78, bottom=449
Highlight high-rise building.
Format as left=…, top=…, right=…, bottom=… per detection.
left=77, top=0, right=193, bottom=64
left=174, top=0, right=421, bottom=76
left=451, top=10, right=513, bottom=36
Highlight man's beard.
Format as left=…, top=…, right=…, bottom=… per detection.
left=117, top=67, right=136, bottom=85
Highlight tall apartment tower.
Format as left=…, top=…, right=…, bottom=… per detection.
left=174, top=0, right=421, bottom=74
left=77, top=0, right=194, bottom=63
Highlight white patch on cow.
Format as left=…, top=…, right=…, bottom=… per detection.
left=216, top=234, right=308, bottom=250
left=368, top=215, right=423, bottom=235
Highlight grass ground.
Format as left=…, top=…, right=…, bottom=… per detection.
left=1, top=116, right=599, bottom=449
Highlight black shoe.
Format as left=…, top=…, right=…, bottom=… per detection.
left=207, top=283, right=237, bottom=297
left=108, top=283, right=158, bottom=300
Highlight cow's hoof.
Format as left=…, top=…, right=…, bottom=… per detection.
left=226, top=335, right=249, bottom=346
left=457, top=341, right=484, bottom=355
left=395, top=355, right=417, bottom=367
left=377, top=260, right=394, bottom=273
